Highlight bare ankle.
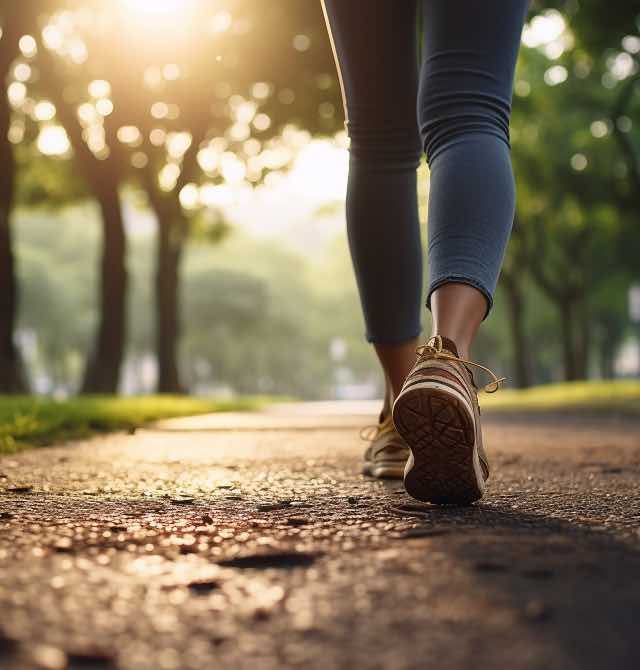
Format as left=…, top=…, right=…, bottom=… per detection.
left=430, top=283, right=487, bottom=359
left=374, top=337, right=420, bottom=401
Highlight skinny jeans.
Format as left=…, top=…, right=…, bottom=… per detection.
left=321, top=0, right=530, bottom=342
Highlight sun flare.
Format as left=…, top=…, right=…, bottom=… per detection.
left=120, top=0, right=186, bottom=15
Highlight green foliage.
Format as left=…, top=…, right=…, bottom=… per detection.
left=187, top=209, right=231, bottom=244
left=535, top=1, right=639, bottom=54
left=503, top=9, right=640, bottom=378
left=14, top=209, right=380, bottom=398
left=512, top=45, right=633, bottom=287
left=179, top=230, right=379, bottom=398
left=14, top=146, right=89, bottom=209
left=14, top=207, right=99, bottom=392
left=4, top=1, right=640, bottom=397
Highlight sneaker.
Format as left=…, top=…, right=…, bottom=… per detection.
left=361, top=412, right=410, bottom=479
left=392, top=335, right=504, bottom=505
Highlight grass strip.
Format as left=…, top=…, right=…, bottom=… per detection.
left=0, top=395, right=266, bottom=454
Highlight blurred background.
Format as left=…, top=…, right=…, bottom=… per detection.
left=0, top=0, right=639, bottom=400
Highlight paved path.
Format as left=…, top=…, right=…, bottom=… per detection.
left=1, top=403, right=639, bottom=670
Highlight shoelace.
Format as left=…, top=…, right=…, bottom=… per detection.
left=360, top=415, right=395, bottom=442
left=416, top=334, right=506, bottom=394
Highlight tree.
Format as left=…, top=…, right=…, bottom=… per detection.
left=499, top=218, right=533, bottom=388
left=0, top=7, right=30, bottom=392
left=30, top=0, right=341, bottom=393
left=510, top=38, right=636, bottom=379
left=129, top=0, right=340, bottom=392
left=28, top=26, right=128, bottom=393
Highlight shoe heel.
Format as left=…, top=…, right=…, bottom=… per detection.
left=392, top=383, right=484, bottom=505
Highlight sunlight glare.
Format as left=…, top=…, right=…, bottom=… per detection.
left=150, top=128, right=167, bottom=146
left=159, top=163, right=181, bottom=191
left=179, top=183, right=200, bottom=209
left=19, top=35, right=37, bottom=58
left=42, top=24, right=64, bottom=51
left=253, top=113, right=271, bottom=132
left=522, top=10, right=566, bottom=48
left=14, top=63, right=32, bottom=82
left=88, top=80, right=111, bottom=99
left=166, top=131, right=192, bottom=159
left=197, top=147, right=219, bottom=173
left=34, top=101, right=57, bottom=122
left=37, top=125, right=70, bottom=156
left=8, top=121, right=25, bottom=144
left=220, top=153, right=246, bottom=184
left=211, top=10, right=232, bottom=33
left=96, top=98, right=114, bottom=116
left=200, top=183, right=233, bottom=207
left=287, top=140, right=348, bottom=200
left=117, top=125, right=142, bottom=145
left=7, top=82, right=27, bottom=108
left=544, top=65, right=568, bottom=86
left=77, top=103, right=99, bottom=126
left=121, top=0, right=185, bottom=15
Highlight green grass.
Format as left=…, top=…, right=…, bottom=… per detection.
left=481, top=380, right=640, bottom=414
left=0, top=395, right=266, bottom=454
left=2, top=381, right=638, bottom=456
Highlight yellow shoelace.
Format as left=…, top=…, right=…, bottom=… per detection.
left=416, top=335, right=506, bottom=394
left=360, top=414, right=395, bottom=441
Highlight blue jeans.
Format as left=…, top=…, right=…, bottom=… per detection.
left=321, top=0, right=530, bottom=343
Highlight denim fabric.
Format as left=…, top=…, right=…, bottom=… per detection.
left=322, top=0, right=530, bottom=342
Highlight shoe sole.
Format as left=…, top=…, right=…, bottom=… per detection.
left=392, top=381, right=485, bottom=505
left=362, top=461, right=405, bottom=479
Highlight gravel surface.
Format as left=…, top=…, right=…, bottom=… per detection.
left=1, top=404, right=639, bottom=670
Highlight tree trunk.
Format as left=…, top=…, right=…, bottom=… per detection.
left=598, top=339, right=615, bottom=379
left=33, top=45, right=129, bottom=395
left=596, top=311, right=623, bottom=380
left=559, top=299, right=580, bottom=382
left=154, top=202, right=184, bottom=394
left=81, top=184, right=127, bottom=393
left=501, top=273, right=532, bottom=388
left=528, top=263, right=591, bottom=381
left=0, top=61, right=28, bottom=393
left=574, top=296, right=590, bottom=380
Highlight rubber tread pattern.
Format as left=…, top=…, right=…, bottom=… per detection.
left=393, top=385, right=483, bottom=505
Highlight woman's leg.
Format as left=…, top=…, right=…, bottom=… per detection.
left=321, top=0, right=423, bottom=402
left=429, top=284, right=486, bottom=359
left=419, top=0, right=530, bottom=355
left=390, top=1, right=529, bottom=504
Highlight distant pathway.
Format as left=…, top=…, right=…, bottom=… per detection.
left=1, top=403, right=639, bottom=670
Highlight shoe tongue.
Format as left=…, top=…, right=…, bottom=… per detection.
left=376, top=414, right=395, bottom=436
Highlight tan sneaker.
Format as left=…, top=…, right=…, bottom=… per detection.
left=361, top=412, right=410, bottom=479
left=392, top=335, right=504, bottom=505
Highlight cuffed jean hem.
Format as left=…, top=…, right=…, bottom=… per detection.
left=426, top=276, right=493, bottom=321
left=365, top=327, right=423, bottom=346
